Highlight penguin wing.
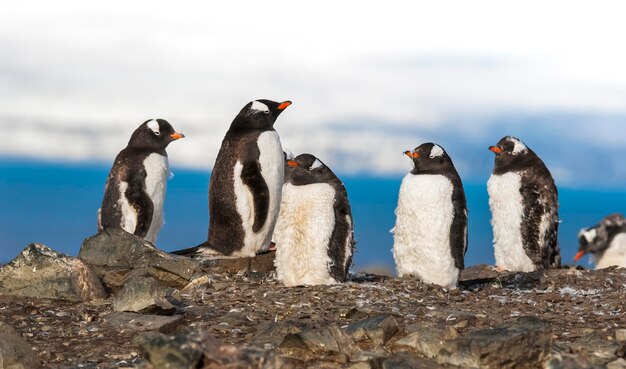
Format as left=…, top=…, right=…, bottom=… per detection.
left=327, top=192, right=354, bottom=282
left=519, top=181, right=545, bottom=266
left=450, top=185, right=468, bottom=270
left=240, top=160, right=270, bottom=232
left=124, top=169, right=154, bottom=238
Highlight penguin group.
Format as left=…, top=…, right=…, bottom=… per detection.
left=98, top=99, right=624, bottom=289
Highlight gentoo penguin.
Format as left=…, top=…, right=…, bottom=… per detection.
left=174, top=99, right=291, bottom=258
left=487, top=136, right=560, bottom=272
left=576, top=214, right=626, bottom=269
left=273, top=153, right=355, bottom=286
left=98, top=119, right=184, bottom=243
left=391, top=143, right=467, bottom=288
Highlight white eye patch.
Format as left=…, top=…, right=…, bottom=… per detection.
left=579, top=228, right=597, bottom=243
left=147, top=119, right=160, bottom=135
left=309, top=159, right=324, bottom=170
left=429, top=144, right=444, bottom=158
left=510, top=137, right=528, bottom=154
left=250, top=101, right=270, bottom=113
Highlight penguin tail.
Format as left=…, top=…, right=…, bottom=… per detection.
left=170, top=245, right=201, bottom=256
left=171, top=242, right=225, bottom=258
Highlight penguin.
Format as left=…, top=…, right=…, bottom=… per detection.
left=391, top=143, right=467, bottom=289
left=273, top=153, right=355, bottom=286
left=576, top=214, right=626, bottom=269
left=487, top=136, right=560, bottom=272
left=173, top=99, right=291, bottom=258
left=98, top=119, right=184, bottom=243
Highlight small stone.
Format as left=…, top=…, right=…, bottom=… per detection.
left=0, top=243, right=107, bottom=302
left=112, top=276, right=175, bottom=315
left=250, top=320, right=302, bottom=349
left=280, top=325, right=358, bottom=356
left=608, top=359, right=626, bottom=369
left=104, top=312, right=183, bottom=333
left=616, top=329, right=626, bottom=342
left=345, top=315, right=399, bottom=346
left=0, top=321, right=42, bottom=369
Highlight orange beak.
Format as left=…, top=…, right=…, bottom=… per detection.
left=277, top=101, right=292, bottom=110
left=489, top=146, right=503, bottom=154
left=170, top=132, right=185, bottom=140
left=287, top=160, right=299, bottom=167
left=574, top=250, right=585, bottom=262
left=404, top=151, right=419, bottom=158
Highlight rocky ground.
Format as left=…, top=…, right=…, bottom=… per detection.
left=1, top=230, right=626, bottom=369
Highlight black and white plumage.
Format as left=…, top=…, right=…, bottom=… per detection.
left=173, top=99, right=291, bottom=258
left=576, top=213, right=626, bottom=269
left=392, top=143, right=468, bottom=288
left=487, top=136, right=560, bottom=272
left=273, top=153, right=355, bottom=286
left=98, top=119, right=184, bottom=243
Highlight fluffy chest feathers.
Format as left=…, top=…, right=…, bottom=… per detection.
left=594, top=233, right=626, bottom=269
left=488, top=171, right=535, bottom=272
left=392, top=174, right=458, bottom=288
left=274, top=182, right=337, bottom=286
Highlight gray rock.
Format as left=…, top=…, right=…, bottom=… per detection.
left=250, top=321, right=302, bottom=349
left=78, top=228, right=201, bottom=290
left=0, top=322, right=41, bottom=369
left=103, top=312, right=183, bottom=333
left=563, top=332, right=621, bottom=366
left=141, top=331, right=284, bottom=369
left=394, top=317, right=551, bottom=369
left=0, top=243, right=107, bottom=302
left=381, top=352, right=438, bottom=369
left=112, top=276, right=175, bottom=315
left=280, top=325, right=358, bottom=357
left=345, top=315, right=399, bottom=346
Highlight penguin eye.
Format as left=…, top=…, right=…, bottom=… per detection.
left=264, top=110, right=270, bottom=115
left=154, top=131, right=160, bottom=136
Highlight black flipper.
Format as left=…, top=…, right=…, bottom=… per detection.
left=124, top=168, right=154, bottom=238
left=240, top=160, right=270, bottom=233
left=327, top=188, right=354, bottom=282
left=450, top=183, right=468, bottom=270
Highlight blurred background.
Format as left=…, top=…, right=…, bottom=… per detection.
left=2, top=1, right=626, bottom=273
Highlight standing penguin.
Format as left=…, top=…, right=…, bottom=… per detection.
left=488, top=136, right=560, bottom=272
left=576, top=214, right=626, bottom=269
left=273, top=153, right=355, bottom=286
left=98, top=119, right=184, bottom=243
left=174, top=100, right=291, bottom=258
left=392, top=143, right=467, bottom=288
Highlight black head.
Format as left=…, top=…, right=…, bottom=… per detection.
left=576, top=213, right=626, bottom=261
left=285, top=153, right=337, bottom=186
left=489, top=136, right=538, bottom=173
left=403, top=143, right=457, bottom=175
left=231, top=99, right=292, bottom=131
left=128, top=119, right=185, bottom=151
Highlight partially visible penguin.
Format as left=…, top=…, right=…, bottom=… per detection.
left=273, top=153, right=355, bottom=286
left=576, top=213, right=626, bottom=269
left=174, top=100, right=291, bottom=258
left=392, top=143, right=467, bottom=289
left=487, top=136, right=560, bottom=272
left=98, top=119, right=185, bottom=243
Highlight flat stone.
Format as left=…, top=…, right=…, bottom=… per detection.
left=394, top=317, right=551, bottom=369
left=112, top=276, right=175, bottom=315
left=345, top=315, right=399, bottom=346
left=250, top=321, right=302, bottom=349
left=0, top=321, right=42, bottom=369
left=0, top=243, right=107, bottom=302
left=608, top=359, right=626, bottom=369
left=280, top=325, right=358, bottom=356
left=616, top=329, right=626, bottom=342
left=79, top=228, right=202, bottom=290
left=103, top=312, right=183, bottom=333
left=199, top=250, right=276, bottom=273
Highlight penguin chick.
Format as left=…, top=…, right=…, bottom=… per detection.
left=392, top=143, right=467, bottom=288
left=488, top=136, right=560, bottom=272
left=98, top=119, right=184, bottom=243
left=273, top=153, right=355, bottom=286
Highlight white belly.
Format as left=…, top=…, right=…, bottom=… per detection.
left=392, top=174, right=459, bottom=288
left=488, top=172, right=536, bottom=272
left=595, top=233, right=626, bottom=269
left=233, top=131, right=284, bottom=257
left=274, top=183, right=337, bottom=286
left=143, top=153, right=169, bottom=243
